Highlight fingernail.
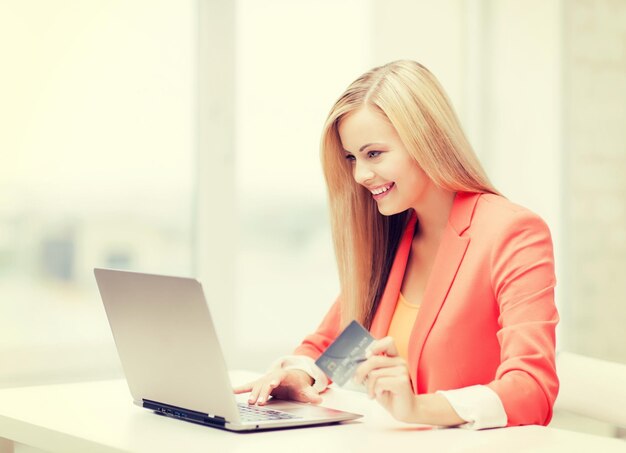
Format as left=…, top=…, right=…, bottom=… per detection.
left=258, top=397, right=264, bottom=404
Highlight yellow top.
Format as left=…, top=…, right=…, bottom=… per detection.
left=386, top=292, right=420, bottom=362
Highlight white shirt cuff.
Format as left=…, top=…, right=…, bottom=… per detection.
left=437, top=385, right=507, bottom=430
left=270, top=355, right=329, bottom=393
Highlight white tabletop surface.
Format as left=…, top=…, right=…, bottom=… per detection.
left=0, top=372, right=624, bottom=453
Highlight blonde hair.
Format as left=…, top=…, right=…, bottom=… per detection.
left=321, top=60, right=499, bottom=328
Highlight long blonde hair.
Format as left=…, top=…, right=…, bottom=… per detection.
left=321, top=60, right=499, bottom=329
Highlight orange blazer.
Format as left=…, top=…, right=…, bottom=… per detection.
left=294, top=192, right=559, bottom=427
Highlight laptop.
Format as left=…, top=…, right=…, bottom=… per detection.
left=94, top=268, right=362, bottom=432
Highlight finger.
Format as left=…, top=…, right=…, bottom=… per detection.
left=366, top=366, right=408, bottom=399
left=245, top=370, right=285, bottom=403
left=354, top=355, right=405, bottom=385
left=366, top=367, right=389, bottom=399
left=354, top=357, right=379, bottom=385
left=373, top=376, right=393, bottom=399
left=367, top=336, right=399, bottom=357
left=373, top=375, right=410, bottom=398
left=354, top=355, right=393, bottom=383
left=256, top=378, right=281, bottom=406
left=247, top=381, right=263, bottom=404
left=232, top=382, right=254, bottom=394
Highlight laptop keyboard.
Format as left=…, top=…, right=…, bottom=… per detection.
left=237, top=403, right=301, bottom=422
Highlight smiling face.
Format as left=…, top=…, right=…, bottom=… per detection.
left=338, top=106, right=433, bottom=216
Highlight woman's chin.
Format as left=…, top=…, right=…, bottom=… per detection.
left=375, top=203, right=402, bottom=217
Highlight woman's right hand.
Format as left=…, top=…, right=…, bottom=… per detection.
left=233, top=369, right=323, bottom=406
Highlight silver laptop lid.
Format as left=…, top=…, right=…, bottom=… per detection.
left=94, top=268, right=240, bottom=423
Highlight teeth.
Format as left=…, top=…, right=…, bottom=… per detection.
left=371, top=184, right=392, bottom=195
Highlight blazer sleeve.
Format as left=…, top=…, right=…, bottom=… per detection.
left=293, top=298, right=342, bottom=359
left=487, top=208, right=559, bottom=426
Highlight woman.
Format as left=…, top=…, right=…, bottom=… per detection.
left=234, top=60, right=559, bottom=429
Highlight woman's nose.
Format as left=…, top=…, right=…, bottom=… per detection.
left=353, top=160, right=375, bottom=185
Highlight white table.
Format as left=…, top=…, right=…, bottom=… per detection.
left=0, top=372, right=624, bottom=453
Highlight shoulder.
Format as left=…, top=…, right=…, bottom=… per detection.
left=471, top=193, right=551, bottom=237
left=468, top=194, right=555, bottom=282
left=474, top=193, right=535, bottom=219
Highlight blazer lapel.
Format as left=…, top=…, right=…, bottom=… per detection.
left=370, top=212, right=417, bottom=339
left=407, top=192, right=480, bottom=392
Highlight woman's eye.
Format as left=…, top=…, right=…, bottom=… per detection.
left=367, top=151, right=381, bottom=158
left=344, top=154, right=356, bottom=162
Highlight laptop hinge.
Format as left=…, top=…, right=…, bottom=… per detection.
left=143, top=399, right=226, bottom=427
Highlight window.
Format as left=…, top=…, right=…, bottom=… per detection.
left=0, top=0, right=195, bottom=386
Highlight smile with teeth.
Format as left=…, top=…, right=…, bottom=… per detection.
left=370, top=182, right=395, bottom=198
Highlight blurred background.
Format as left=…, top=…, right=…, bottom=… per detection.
left=0, top=0, right=624, bottom=439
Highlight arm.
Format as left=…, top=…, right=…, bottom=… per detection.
left=435, top=209, right=559, bottom=428
left=487, top=209, right=559, bottom=426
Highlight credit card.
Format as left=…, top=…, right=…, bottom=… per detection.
left=315, top=320, right=374, bottom=386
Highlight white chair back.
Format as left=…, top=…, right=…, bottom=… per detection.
left=554, top=351, right=626, bottom=428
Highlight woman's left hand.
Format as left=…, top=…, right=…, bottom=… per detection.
left=353, top=336, right=418, bottom=423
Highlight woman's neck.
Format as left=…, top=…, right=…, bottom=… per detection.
left=411, top=188, right=456, bottom=243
